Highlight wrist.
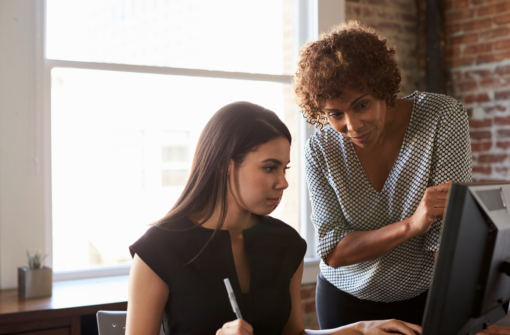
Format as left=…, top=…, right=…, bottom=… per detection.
left=353, top=321, right=366, bottom=334
left=403, top=217, right=421, bottom=238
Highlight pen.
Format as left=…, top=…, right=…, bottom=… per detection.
left=223, top=278, right=243, bottom=319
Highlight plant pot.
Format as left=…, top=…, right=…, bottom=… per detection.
left=18, top=266, right=52, bottom=298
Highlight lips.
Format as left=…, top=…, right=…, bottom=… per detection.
left=267, top=198, right=281, bottom=206
left=350, top=130, right=372, bottom=144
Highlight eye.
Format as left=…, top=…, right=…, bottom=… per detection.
left=328, top=112, right=343, bottom=120
left=264, top=166, right=277, bottom=172
left=284, top=166, right=290, bottom=174
left=356, top=101, right=368, bottom=110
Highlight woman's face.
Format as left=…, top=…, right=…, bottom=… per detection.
left=323, top=87, right=387, bottom=148
left=228, top=137, right=290, bottom=216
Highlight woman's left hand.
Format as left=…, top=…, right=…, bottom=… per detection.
left=477, top=325, right=510, bottom=334
left=355, top=319, right=421, bottom=334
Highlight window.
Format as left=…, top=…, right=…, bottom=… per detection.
left=46, top=0, right=319, bottom=280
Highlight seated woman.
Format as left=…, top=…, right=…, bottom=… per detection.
left=126, top=102, right=422, bottom=335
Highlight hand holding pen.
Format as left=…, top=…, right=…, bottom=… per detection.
left=216, top=278, right=253, bottom=335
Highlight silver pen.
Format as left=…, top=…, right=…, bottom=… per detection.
left=223, top=278, right=243, bottom=319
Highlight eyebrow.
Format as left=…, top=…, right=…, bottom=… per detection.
left=262, top=158, right=291, bottom=165
left=324, top=94, right=368, bottom=112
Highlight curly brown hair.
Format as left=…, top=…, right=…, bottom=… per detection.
left=293, top=20, right=401, bottom=129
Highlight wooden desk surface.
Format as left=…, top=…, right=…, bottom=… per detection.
left=0, top=275, right=128, bottom=325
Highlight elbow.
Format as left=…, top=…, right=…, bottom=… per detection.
left=325, top=250, right=355, bottom=268
left=325, top=253, right=343, bottom=268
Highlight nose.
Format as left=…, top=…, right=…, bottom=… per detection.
left=344, top=114, right=363, bottom=133
left=276, top=172, right=289, bottom=191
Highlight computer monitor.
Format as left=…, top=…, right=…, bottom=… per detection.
left=422, top=182, right=510, bottom=335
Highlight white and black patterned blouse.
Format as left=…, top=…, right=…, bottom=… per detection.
left=304, top=91, right=473, bottom=302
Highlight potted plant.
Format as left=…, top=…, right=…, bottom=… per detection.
left=18, top=251, right=52, bottom=298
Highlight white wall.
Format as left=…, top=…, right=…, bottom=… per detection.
left=0, top=0, right=48, bottom=290
left=318, top=0, right=345, bottom=35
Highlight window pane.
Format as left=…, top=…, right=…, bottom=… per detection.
left=46, top=0, right=296, bottom=75
left=51, top=68, right=300, bottom=272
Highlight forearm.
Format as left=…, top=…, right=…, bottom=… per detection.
left=300, top=324, right=361, bottom=335
left=325, top=218, right=418, bottom=268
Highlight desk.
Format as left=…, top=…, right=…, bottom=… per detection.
left=0, top=276, right=128, bottom=335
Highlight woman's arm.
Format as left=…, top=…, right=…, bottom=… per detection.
left=126, top=254, right=169, bottom=335
left=282, top=262, right=422, bottom=335
left=325, top=182, right=450, bottom=268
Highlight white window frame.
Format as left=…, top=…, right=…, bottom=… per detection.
left=34, top=0, right=346, bottom=284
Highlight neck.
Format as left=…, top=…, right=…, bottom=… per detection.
left=190, top=198, right=257, bottom=233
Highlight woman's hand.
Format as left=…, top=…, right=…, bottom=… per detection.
left=355, top=319, right=422, bottom=335
left=409, top=181, right=453, bottom=236
left=216, top=319, right=254, bottom=335
left=477, top=325, right=510, bottom=334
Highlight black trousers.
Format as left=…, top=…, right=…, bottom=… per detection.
left=316, top=274, right=428, bottom=329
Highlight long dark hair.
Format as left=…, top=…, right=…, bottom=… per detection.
left=156, top=101, right=291, bottom=259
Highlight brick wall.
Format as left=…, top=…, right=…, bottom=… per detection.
left=445, top=0, right=510, bottom=181
left=345, top=0, right=424, bottom=96
left=301, top=283, right=319, bottom=329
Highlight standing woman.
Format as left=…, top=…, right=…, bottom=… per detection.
left=293, top=21, right=472, bottom=328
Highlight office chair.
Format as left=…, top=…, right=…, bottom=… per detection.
left=97, top=311, right=165, bottom=335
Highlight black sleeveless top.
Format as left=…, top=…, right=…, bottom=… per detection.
left=129, top=216, right=307, bottom=335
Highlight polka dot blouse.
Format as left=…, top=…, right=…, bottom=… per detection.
left=304, top=91, right=472, bottom=302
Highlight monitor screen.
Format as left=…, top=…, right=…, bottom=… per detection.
left=422, top=182, right=510, bottom=335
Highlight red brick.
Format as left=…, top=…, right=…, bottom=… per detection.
left=496, top=116, right=510, bottom=125
left=465, top=93, right=491, bottom=103
left=472, top=0, right=508, bottom=4
left=496, top=65, right=510, bottom=76
left=347, top=6, right=361, bottom=17
left=451, top=56, right=476, bottom=67
left=494, top=13, right=510, bottom=26
left=471, top=142, right=493, bottom=152
left=497, top=141, right=510, bottom=149
left=362, top=7, right=374, bottom=17
left=446, top=46, right=461, bottom=58
left=463, top=42, right=493, bottom=55
left=377, top=22, right=402, bottom=33
left=495, top=40, right=510, bottom=52
left=450, top=33, right=479, bottom=45
left=469, top=119, right=492, bottom=128
left=480, top=27, right=510, bottom=41
left=473, top=165, right=492, bottom=175
left=452, top=71, right=463, bottom=81
left=466, top=107, right=473, bottom=117
left=481, top=78, right=496, bottom=89
left=497, top=77, right=510, bottom=88
left=400, top=13, right=416, bottom=23
left=477, top=51, right=510, bottom=65
left=304, top=301, right=316, bottom=313
left=464, top=70, right=492, bottom=79
left=495, top=90, right=510, bottom=100
left=462, top=18, right=492, bottom=32
left=457, top=81, right=478, bottom=92
left=367, top=0, right=387, bottom=5
left=484, top=105, right=507, bottom=113
left=301, top=286, right=315, bottom=299
left=446, top=9, right=475, bottom=23
left=478, top=2, right=510, bottom=17
left=497, top=129, right=510, bottom=138
left=453, top=0, right=469, bottom=9
left=470, top=130, right=492, bottom=140
left=446, top=23, right=462, bottom=35
left=495, top=167, right=509, bottom=174
left=479, top=154, right=507, bottom=163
